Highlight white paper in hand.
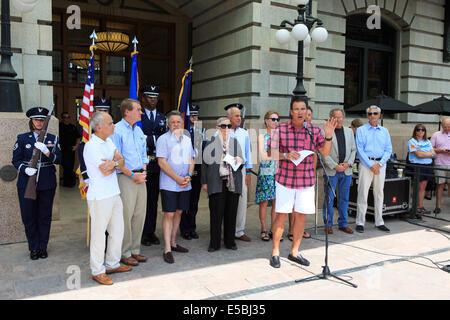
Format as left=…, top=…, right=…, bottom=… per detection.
left=223, top=153, right=242, bottom=171
left=291, top=150, right=314, bottom=166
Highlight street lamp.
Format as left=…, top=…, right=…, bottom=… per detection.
left=275, top=0, right=328, bottom=101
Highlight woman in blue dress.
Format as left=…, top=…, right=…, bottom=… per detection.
left=256, top=110, right=279, bottom=241
left=408, top=124, right=435, bottom=216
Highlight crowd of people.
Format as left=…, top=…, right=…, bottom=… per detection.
left=11, top=86, right=450, bottom=285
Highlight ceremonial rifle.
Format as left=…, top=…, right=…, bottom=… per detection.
left=24, top=103, right=55, bottom=200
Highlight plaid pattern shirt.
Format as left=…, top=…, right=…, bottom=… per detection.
left=269, top=121, right=325, bottom=189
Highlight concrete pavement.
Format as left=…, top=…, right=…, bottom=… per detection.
left=0, top=186, right=449, bottom=300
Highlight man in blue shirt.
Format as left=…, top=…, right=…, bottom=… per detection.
left=110, top=99, right=149, bottom=267
left=226, top=103, right=253, bottom=242
left=156, top=111, right=195, bottom=264
left=355, top=106, right=392, bottom=233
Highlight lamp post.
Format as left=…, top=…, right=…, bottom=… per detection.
left=275, top=0, right=328, bottom=102
left=0, top=0, right=22, bottom=112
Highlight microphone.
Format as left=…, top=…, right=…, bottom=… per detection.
left=303, top=121, right=313, bottom=138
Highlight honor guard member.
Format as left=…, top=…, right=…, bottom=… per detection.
left=140, top=85, right=167, bottom=246
left=12, top=107, right=62, bottom=260
left=78, top=97, right=111, bottom=186
left=180, top=104, right=206, bottom=240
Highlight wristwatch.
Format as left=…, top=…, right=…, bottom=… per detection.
left=114, top=161, right=119, bottom=168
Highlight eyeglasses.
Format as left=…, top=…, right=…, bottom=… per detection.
left=367, top=112, right=379, bottom=116
left=269, top=118, right=280, bottom=122
left=415, top=128, right=426, bottom=132
left=219, top=124, right=232, bottom=129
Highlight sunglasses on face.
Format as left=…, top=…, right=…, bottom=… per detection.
left=269, top=118, right=280, bottom=122
left=416, top=128, right=426, bottom=132
left=219, top=124, right=232, bottom=129
left=367, top=112, right=379, bottom=116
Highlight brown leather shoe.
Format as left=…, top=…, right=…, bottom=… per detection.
left=163, top=252, right=174, bottom=264
left=120, top=257, right=139, bottom=266
left=338, top=226, right=354, bottom=234
left=92, top=273, right=113, bottom=285
left=131, top=254, right=148, bottom=262
left=106, top=265, right=133, bottom=274
left=235, top=234, right=251, bottom=242
left=327, top=226, right=333, bottom=234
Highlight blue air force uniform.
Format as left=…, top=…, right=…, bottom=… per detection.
left=180, top=104, right=206, bottom=239
left=11, top=107, right=61, bottom=258
left=140, top=85, right=167, bottom=244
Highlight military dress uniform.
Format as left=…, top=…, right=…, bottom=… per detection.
left=140, top=85, right=167, bottom=245
left=180, top=104, right=206, bottom=239
left=12, top=107, right=61, bottom=260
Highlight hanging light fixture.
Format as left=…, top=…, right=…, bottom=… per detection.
left=69, top=53, right=100, bottom=69
left=95, top=31, right=129, bottom=53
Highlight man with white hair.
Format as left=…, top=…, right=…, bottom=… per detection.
left=84, top=112, right=132, bottom=285
left=355, top=105, right=392, bottom=233
left=225, top=103, right=253, bottom=242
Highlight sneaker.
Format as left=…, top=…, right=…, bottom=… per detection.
left=376, top=225, right=390, bottom=232
left=356, top=225, right=364, bottom=233
left=434, top=207, right=441, bottom=214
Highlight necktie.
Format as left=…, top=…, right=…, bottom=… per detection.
left=150, top=111, right=155, bottom=123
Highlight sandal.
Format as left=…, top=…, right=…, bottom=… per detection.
left=288, top=233, right=293, bottom=241
left=303, top=232, right=311, bottom=239
left=268, top=231, right=283, bottom=242
left=260, top=231, right=270, bottom=241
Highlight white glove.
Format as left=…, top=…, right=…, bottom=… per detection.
left=25, top=167, right=37, bottom=176
left=34, top=142, right=49, bottom=155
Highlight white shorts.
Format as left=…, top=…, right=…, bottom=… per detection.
left=275, top=182, right=315, bottom=214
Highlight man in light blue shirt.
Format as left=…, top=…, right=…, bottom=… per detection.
left=157, top=111, right=195, bottom=264
left=226, top=103, right=253, bottom=242
left=355, top=105, right=392, bottom=233
left=110, top=99, right=149, bottom=267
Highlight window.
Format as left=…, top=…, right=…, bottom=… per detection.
left=344, top=14, right=396, bottom=109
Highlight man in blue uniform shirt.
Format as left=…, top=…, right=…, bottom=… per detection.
left=180, top=104, right=206, bottom=240
left=12, top=107, right=62, bottom=260
left=140, top=84, right=167, bottom=246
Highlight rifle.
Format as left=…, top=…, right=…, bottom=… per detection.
left=24, top=104, right=55, bottom=200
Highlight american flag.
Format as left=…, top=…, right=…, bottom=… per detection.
left=79, top=47, right=95, bottom=143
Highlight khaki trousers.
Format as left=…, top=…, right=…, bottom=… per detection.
left=235, top=167, right=248, bottom=237
left=88, top=195, right=123, bottom=276
left=118, top=174, right=147, bottom=258
left=356, top=164, right=386, bottom=227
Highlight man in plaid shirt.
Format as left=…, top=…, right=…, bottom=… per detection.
left=268, top=96, right=337, bottom=268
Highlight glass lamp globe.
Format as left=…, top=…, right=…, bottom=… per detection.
left=293, top=0, right=309, bottom=5
left=12, top=0, right=37, bottom=13
left=311, top=27, right=328, bottom=43
left=303, top=34, right=311, bottom=47
left=291, top=24, right=309, bottom=41
left=275, top=29, right=292, bottom=44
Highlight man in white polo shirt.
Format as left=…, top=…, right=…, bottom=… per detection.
left=83, top=112, right=132, bottom=285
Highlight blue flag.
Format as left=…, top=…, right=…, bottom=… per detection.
left=177, top=68, right=193, bottom=132
left=129, top=51, right=142, bottom=128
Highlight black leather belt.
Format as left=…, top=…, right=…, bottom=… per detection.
left=368, top=157, right=382, bottom=161
left=132, top=169, right=144, bottom=173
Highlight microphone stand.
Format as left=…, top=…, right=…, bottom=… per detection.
left=295, top=123, right=357, bottom=288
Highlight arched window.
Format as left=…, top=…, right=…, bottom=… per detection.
left=344, top=14, right=397, bottom=109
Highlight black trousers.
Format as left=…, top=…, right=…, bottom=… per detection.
left=143, top=171, right=160, bottom=236
left=17, top=188, right=55, bottom=251
left=61, top=149, right=76, bottom=187
left=180, top=173, right=202, bottom=233
left=208, top=182, right=240, bottom=250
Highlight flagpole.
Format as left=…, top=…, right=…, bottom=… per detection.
left=86, top=30, right=97, bottom=247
